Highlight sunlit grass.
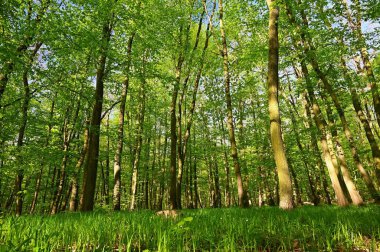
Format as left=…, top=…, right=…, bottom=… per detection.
left=1, top=205, right=379, bottom=251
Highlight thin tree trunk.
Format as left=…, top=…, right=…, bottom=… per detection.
left=105, top=114, right=110, bottom=205
left=157, top=130, right=168, bottom=211
left=51, top=138, right=69, bottom=214
left=284, top=87, right=320, bottom=205
left=113, top=33, right=135, bottom=211
left=213, top=154, right=221, bottom=208
left=340, top=0, right=380, bottom=129
left=15, top=71, right=31, bottom=216
left=144, top=137, right=151, bottom=209
left=350, top=87, right=380, bottom=201
left=52, top=96, right=82, bottom=214
left=219, top=118, right=231, bottom=207
left=30, top=97, right=55, bottom=214
left=169, top=47, right=183, bottom=210
left=316, top=2, right=380, bottom=188
left=218, top=0, right=248, bottom=208
left=130, top=75, right=146, bottom=210
left=285, top=3, right=348, bottom=206
left=301, top=92, right=331, bottom=204
left=69, top=123, right=89, bottom=211
left=176, top=6, right=213, bottom=210
left=13, top=41, right=42, bottom=216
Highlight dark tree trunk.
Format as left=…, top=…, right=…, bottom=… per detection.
left=80, top=19, right=113, bottom=212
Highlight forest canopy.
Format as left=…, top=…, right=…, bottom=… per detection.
left=0, top=0, right=380, bottom=217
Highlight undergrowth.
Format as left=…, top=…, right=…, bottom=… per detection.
left=0, top=205, right=379, bottom=251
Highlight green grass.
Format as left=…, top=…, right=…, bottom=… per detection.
left=1, top=205, right=379, bottom=251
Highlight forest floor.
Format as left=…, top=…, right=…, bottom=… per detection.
left=1, top=205, right=379, bottom=251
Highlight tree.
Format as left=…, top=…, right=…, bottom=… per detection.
left=80, top=2, right=115, bottom=211
left=266, top=0, right=294, bottom=210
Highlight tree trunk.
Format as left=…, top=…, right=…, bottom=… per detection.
left=113, top=33, right=135, bottom=211
left=169, top=46, right=183, bottom=210
left=284, top=89, right=320, bottom=205
left=30, top=97, right=55, bottom=214
left=80, top=18, right=113, bottom=212
left=316, top=3, right=380, bottom=189
left=143, top=137, right=151, bottom=209
left=350, top=87, right=380, bottom=201
left=213, top=154, right=222, bottom=208
left=157, top=129, right=168, bottom=210
left=15, top=71, right=31, bottom=216
left=51, top=139, right=69, bottom=214
left=69, top=122, right=89, bottom=211
left=130, top=76, right=146, bottom=210
left=341, top=0, right=380, bottom=129
left=285, top=3, right=348, bottom=206
left=219, top=118, right=231, bottom=207
left=303, top=94, right=332, bottom=204
left=218, top=0, right=248, bottom=208
left=267, top=0, right=294, bottom=210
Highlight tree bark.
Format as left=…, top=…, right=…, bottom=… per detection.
left=14, top=70, right=31, bottom=216
left=285, top=2, right=349, bottom=206
left=80, top=17, right=113, bottom=211
left=341, top=0, right=380, bottom=129
left=267, top=0, right=294, bottom=210
left=176, top=5, right=213, bottom=210
left=350, top=87, right=380, bottom=202
left=113, top=33, right=135, bottom=211
left=218, top=0, right=248, bottom=208
left=30, top=97, right=55, bottom=214
left=130, top=73, right=146, bottom=210
left=69, top=122, right=89, bottom=211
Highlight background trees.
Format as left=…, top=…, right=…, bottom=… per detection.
left=0, top=0, right=379, bottom=215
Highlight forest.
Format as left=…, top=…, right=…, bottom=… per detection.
left=0, top=0, right=380, bottom=251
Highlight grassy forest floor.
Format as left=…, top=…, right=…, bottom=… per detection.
left=1, top=205, right=380, bottom=251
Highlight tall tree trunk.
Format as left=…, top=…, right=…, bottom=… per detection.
left=143, top=137, right=151, bottom=209
left=213, top=154, right=222, bottom=207
left=51, top=138, right=69, bottom=214
left=80, top=18, right=113, bottom=211
left=30, top=97, right=55, bottom=214
left=266, top=0, right=294, bottom=210
left=341, top=0, right=380, bottom=129
left=104, top=114, right=110, bottom=205
left=176, top=6, right=214, bottom=210
left=285, top=2, right=348, bottom=206
left=69, top=122, right=89, bottom=211
left=350, top=87, right=380, bottom=202
left=130, top=76, right=146, bottom=210
left=284, top=87, right=320, bottom=205
left=301, top=92, right=331, bottom=204
left=321, top=91, right=362, bottom=205
left=157, top=128, right=168, bottom=211
left=14, top=41, right=42, bottom=216
left=15, top=71, right=31, bottom=216
left=309, top=4, right=379, bottom=201
left=219, top=117, right=231, bottom=207
left=113, top=33, right=135, bottom=211
left=218, top=0, right=248, bottom=208
left=169, top=44, right=183, bottom=210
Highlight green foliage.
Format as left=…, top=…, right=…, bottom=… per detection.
left=1, top=206, right=380, bottom=251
